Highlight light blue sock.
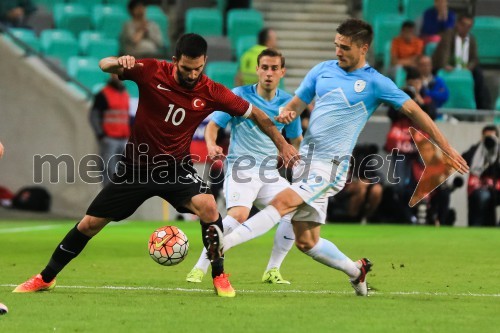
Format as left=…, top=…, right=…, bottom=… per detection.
left=305, top=238, right=359, bottom=279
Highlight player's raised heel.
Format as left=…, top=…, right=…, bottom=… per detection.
left=12, top=274, right=56, bottom=293
left=205, top=225, right=224, bottom=262
left=350, top=258, right=372, bottom=296
left=186, top=267, right=204, bottom=283
left=213, top=273, right=236, bottom=297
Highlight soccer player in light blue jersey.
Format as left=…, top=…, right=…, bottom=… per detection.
left=186, top=49, right=303, bottom=284
left=208, top=19, right=469, bottom=296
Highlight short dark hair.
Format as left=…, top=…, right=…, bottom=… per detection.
left=175, top=33, right=207, bottom=59
left=257, top=48, right=285, bottom=67
left=258, top=28, right=272, bottom=46
left=482, top=125, right=499, bottom=136
left=458, top=13, right=474, bottom=22
left=336, top=18, right=373, bottom=46
left=127, top=0, right=145, bottom=13
left=405, top=66, right=421, bottom=80
left=402, top=20, right=416, bottom=30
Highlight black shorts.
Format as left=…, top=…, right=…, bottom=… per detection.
left=86, top=162, right=211, bottom=221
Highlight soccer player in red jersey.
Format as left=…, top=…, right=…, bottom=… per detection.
left=13, top=33, right=298, bottom=297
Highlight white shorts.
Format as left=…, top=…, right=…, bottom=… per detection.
left=290, top=159, right=349, bottom=224
left=224, top=168, right=290, bottom=210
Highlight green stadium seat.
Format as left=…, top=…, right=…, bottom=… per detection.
left=227, top=9, right=263, bottom=55
left=92, top=4, right=129, bottom=39
left=437, top=69, right=476, bottom=109
left=402, top=0, right=434, bottom=22
left=79, top=30, right=106, bottom=55
left=92, top=82, right=106, bottom=94
left=186, top=8, right=223, bottom=37
left=424, top=41, right=438, bottom=56
left=236, top=35, right=257, bottom=61
left=205, top=61, right=238, bottom=89
left=7, top=28, right=40, bottom=52
left=67, top=0, right=104, bottom=11
left=106, top=0, right=129, bottom=7
left=373, top=14, right=407, bottom=63
left=471, top=16, right=500, bottom=65
left=86, top=38, right=119, bottom=59
left=67, top=56, right=108, bottom=90
left=383, top=40, right=392, bottom=72
left=40, top=29, right=79, bottom=67
left=362, top=0, right=400, bottom=25
left=54, top=3, right=91, bottom=37
left=124, top=80, right=139, bottom=98
left=395, top=66, right=407, bottom=88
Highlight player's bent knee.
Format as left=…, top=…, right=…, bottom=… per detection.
left=78, top=215, right=110, bottom=237
left=197, top=202, right=219, bottom=222
left=294, top=239, right=316, bottom=252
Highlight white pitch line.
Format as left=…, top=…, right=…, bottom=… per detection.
left=1, top=284, right=499, bottom=298
left=0, top=225, right=60, bottom=234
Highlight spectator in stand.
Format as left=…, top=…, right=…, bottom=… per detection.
left=432, top=13, right=491, bottom=109
left=391, top=21, right=424, bottom=69
left=89, top=74, right=131, bottom=186
left=462, top=125, right=500, bottom=226
left=0, top=0, right=36, bottom=28
left=420, top=0, right=456, bottom=44
left=120, top=0, right=164, bottom=58
left=384, top=67, right=437, bottom=223
left=236, top=28, right=278, bottom=86
left=416, top=55, right=449, bottom=108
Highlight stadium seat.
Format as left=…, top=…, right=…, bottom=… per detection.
left=53, top=3, right=91, bottom=37
left=67, top=56, right=108, bottom=90
left=78, top=30, right=105, bottom=55
left=373, top=14, right=407, bottom=63
left=236, top=35, right=257, bottom=61
left=34, top=0, right=62, bottom=11
left=471, top=16, right=500, bottom=65
left=395, top=66, right=407, bottom=88
left=383, top=40, right=392, bottom=73
left=226, top=9, right=263, bottom=55
left=424, top=41, right=438, bottom=56
left=186, top=8, right=223, bottom=37
left=7, top=28, right=41, bottom=52
left=92, top=4, right=129, bottom=39
left=86, top=38, right=119, bottom=59
left=40, top=29, right=79, bottom=67
left=67, top=0, right=104, bottom=11
left=437, top=69, right=476, bottom=109
left=205, top=61, right=238, bottom=89
left=106, top=0, right=129, bottom=7
left=402, top=0, right=434, bottom=21
left=362, top=0, right=400, bottom=25
left=124, top=80, right=139, bottom=98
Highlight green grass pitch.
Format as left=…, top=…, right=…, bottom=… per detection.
left=0, top=220, right=499, bottom=333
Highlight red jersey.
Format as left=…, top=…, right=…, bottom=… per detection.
left=121, top=59, right=251, bottom=168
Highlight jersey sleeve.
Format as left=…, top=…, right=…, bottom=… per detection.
left=295, top=63, right=323, bottom=104
left=120, top=58, right=158, bottom=85
left=284, top=116, right=302, bottom=139
left=375, top=74, right=411, bottom=110
left=211, top=111, right=232, bottom=129
left=211, top=82, right=252, bottom=118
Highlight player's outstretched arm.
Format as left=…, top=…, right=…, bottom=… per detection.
left=275, top=96, right=307, bottom=124
left=400, top=99, right=469, bottom=174
left=99, top=55, right=143, bottom=75
left=204, top=121, right=224, bottom=161
left=248, top=106, right=299, bottom=166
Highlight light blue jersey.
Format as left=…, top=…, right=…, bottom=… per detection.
left=296, top=60, right=410, bottom=161
left=212, top=84, right=302, bottom=169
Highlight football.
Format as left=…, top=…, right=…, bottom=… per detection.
left=148, top=226, right=189, bottom=266
left=0, top=303, right=8, bottom=315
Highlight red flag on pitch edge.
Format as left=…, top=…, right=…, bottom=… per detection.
left=408, top=127, right=459, bottom=207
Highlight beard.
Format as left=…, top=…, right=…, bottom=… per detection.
left=177, top=73, right=199, bottom=89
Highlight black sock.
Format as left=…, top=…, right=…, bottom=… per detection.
left=200, top=215, right=224, bottom=278
left=40, top=223, right=91, bottom=283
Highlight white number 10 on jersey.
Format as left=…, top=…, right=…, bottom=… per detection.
left=165, top=104, right=186, bottom=126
